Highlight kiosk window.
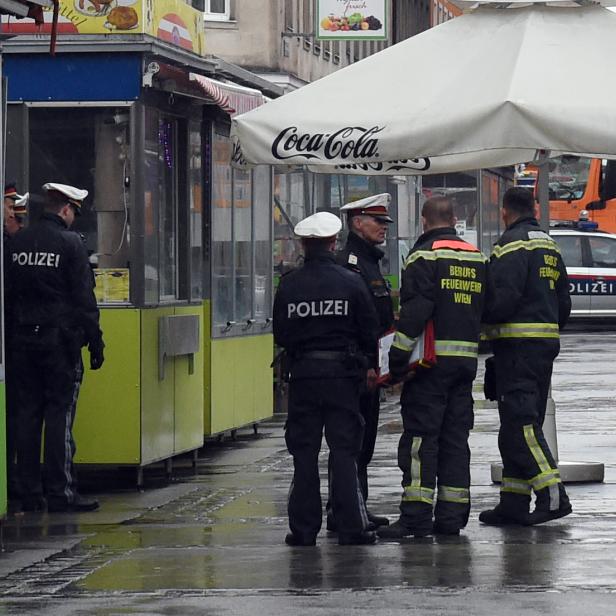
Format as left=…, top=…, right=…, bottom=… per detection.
left=210, top=129, right=273, bottom=335
left=29, top=107, right=131, bottom=304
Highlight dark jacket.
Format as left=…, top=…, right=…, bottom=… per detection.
left=273, top=250, right=379, bottom=379
left=337, top=231, right=395, bottom=337
left=390, top=227, right=488, bottom=375
left=7, top=213, right=103, bottom=350
left=484, top=217, right=571, bottom=341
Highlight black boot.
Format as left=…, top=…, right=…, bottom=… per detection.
left=526, top=484, right=572, bottom=525
left=21, top=495, right=47, bottom=512
left=377, top=519, right=430, bottom=539
left=338, top=531, right=377, bottom=546
left=285, top=532, right=317, bottom=546
left=47, top=494, right=99, bottom=513
left=479, top=504, right=527, bottom=526
left=367, top=512, right=390, bottom=528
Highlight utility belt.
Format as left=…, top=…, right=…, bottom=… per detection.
left=13, top=322, right=84, bottom=356
left=296, top=350, right=349, bottom=361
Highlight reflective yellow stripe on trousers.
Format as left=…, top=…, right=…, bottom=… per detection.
left=435, top=340, right=478, bottom=359
left=523, top=424, right=562, bottom=512
left=501, top=476, right=532, bottom=496
left=437, top=485, right=470, bottom=504
left=402, top=436, right=434, bottom=505
left=483, top=322, right=559, bottom=340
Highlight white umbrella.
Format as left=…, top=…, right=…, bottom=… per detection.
left=232, top=1, right=616, bottom=175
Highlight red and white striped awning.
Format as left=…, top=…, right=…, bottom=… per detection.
left=189, top=73, right=264, bottom=117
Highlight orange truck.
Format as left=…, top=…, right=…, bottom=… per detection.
left=515, top=157, right=616, bottom=233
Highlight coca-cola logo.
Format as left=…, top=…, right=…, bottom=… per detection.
left=336, top=158, right=431, bottom=172
left=271, top=125, right=385, bottom=161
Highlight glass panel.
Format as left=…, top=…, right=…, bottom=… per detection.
left=189, top=119, right=203, bottom=301
left=253, top=166, right=272, bottom=321
left=274, top=171, right=309, bottom=277
left=423, top=171, right=480, bottom=249
left=158, top=118, right=178, bottom=300
left=211, top=130, right=233, bottom=328
left=234, top=168, right=253, bottom=322
left=548, top=156, right=591, bottom=201
left=589, top=236, right=616, bottom=268
left=554, top=235, right=584, bottom=267
left=29, top=106, right=132, bottom=305
left=143, top=107, right=160, bottom=304
left=209, top=0, right=226, bottom=14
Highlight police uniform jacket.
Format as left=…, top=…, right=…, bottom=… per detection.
left=483, top=217, right=571, bottom=342
left=273, top=250, right=379, bottom=379
left=390, top=226, right=487, bottom=375
left=337, top=231, right=395, bottom=337
left=7, top=213, right=103, bottom=349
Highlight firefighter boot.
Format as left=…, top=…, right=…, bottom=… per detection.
left=479, top=492, right=530, bottom=526
left=377, top=519, right=431, bottom=539
left=526, top=483, right=572, bottom=526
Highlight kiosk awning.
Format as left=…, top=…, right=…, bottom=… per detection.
left=189, top=73, right=264, bottom=117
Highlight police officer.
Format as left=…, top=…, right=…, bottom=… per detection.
left=325, top=193, right=395, bottom=532
left=480, top=187, right=572, bottom=526
left=273, top=211, right=379, bottom=546
left=3, top=183, right=28, bottom=499
left=8, top=182, right=105, bottom=513
left=378, top=196, right=487, bottom=538
left=4, top=183, right=23, bottom=238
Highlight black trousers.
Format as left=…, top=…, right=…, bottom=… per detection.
left=5, top=352, right=19, bottom=496
left=397, top=361, right=476, bottom=534
left=494, top=340, right=569, bottom=515
left=285, top=377, right=367, bottom=538
left=13, top=334, right=83, bottom=506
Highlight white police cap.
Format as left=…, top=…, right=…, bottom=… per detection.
left=340, top=193, right=393, bottom=223
left=42, top=182, right=88, bottom=209
left=294, top=212, right=342, bottom=239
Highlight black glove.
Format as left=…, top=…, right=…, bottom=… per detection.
left=89, top=340, right=105, bottom=370
left=388, top=346, right=411, bottom=382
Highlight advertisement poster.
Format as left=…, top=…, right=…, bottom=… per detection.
left=316, top=0, right=388, bottom=41
left=0, top=0, right=205, bottom=56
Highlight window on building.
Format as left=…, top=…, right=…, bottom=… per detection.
left=204, top=0, right=231, bottom=21
left=285, top=0, right=294, bottom=31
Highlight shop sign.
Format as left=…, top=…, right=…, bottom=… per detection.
left=0, top=0, right=206, bottom=56
left=316, top=0, right=388, bottom=41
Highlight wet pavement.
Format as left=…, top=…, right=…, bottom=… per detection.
left=1, top=331, right=616, bottom=614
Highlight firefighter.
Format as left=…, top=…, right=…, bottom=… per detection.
left=480, top=187, right=572, bottom=526
left=378, top=196, right=487, bottom=538
left=8, top=183, right=105, bottom=513
left=273, top=211, right=379, bottom=546
left=323, top=193, right=395, bottom=533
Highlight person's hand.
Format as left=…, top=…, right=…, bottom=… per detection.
left=366, top=368, right=378, bottom=391
left=89, top=340, right=105, bottom=370
left=389, top=366, right=414, bottom=385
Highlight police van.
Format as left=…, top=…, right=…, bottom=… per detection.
left=551, top=218, right=616, bottom=318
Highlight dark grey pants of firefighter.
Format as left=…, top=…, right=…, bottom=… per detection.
left=286, top=377, right=367, bottom=539
left=494, top=340, right=569, bottom=515
left=398, top=361, right=476, bottom=534
left=13, top=335, right=83, bottom=506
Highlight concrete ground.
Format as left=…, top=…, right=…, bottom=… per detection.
left=0, top=330, right=615, bottom=615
